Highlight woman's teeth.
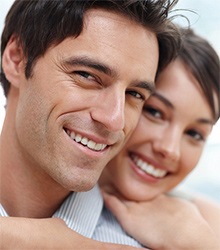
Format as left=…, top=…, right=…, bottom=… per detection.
left=66, top=129, right=107, bottom=151
left=132, top=155, right=167, bottom=178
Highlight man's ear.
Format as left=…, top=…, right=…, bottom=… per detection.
left=2, top=35, right=26, bottom=89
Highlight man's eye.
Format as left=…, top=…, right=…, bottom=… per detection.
left=187, top=130, right=205, bottom=141
left=74, top=71, right=95, bottom=80
left=143, top=105, right=162, bottom=118
left=127, top=90, right=144, bottom=100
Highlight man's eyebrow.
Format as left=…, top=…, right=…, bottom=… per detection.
left=151, top=92, right=174, bottom=109
left=135, top=81, right=155, bottom=94
left=63, top=55, right=155, bottom=93
left=63, top=56, right=117, bottom=77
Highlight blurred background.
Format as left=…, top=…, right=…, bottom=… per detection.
left=0, top=0, right=219, bottom=202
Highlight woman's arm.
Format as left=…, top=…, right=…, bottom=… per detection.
left=0, top=217, right=145, bottom=249
left=103, top=192, right=220, bottom=250
left=193, top=196, right=220, bottom=239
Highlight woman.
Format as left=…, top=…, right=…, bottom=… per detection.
left=101, top=27, right=220, bottom=202
left=97, top=27, right=220, bottom=249
left=1, top=27, right=220, bottom=249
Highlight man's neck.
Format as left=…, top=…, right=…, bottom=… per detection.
left=0, top=132, right=70, bottom=218
left=0, top=165, right=70, bottom=218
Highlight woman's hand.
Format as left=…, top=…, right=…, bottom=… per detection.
left=103, top=192, right=219, bottom=250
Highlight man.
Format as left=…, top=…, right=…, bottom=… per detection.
left=0, top=0, right=180, bottom=248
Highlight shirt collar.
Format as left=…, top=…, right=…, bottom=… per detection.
left=53, top=185, right=103, bottom=238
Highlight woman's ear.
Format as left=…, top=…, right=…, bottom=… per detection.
left=2, top=35, right=26, bottom=89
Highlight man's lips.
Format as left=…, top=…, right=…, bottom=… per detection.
left=65, top=128, right=108, bottom=152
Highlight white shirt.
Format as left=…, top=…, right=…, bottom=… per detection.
left=0, top=185, right=143, bottom=247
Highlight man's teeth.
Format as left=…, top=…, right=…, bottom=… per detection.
left=67, top=130, right=107, bottom=151
left=132, top=155, right=167, bottom=178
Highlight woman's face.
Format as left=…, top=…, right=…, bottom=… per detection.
left=100, top=59, right=215, bottom=201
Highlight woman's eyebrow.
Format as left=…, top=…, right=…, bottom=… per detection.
left=151, top=92, right=174, bottom=109
left=196, top=118, right=214, bottom=125
left=152, top=93, right=214, bottom=125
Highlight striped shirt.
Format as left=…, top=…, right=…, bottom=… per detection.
left=0, top=185, right=143, bottom=247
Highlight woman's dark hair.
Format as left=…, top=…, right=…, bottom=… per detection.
left=1, top=0, right=180, bottom=96
left=178, top=27, right=220, bottom=121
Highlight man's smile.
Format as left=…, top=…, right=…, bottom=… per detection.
left=65, top=129, right=108, bottom=152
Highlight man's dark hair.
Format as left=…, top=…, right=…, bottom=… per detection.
left=1, top=0, right=180, bottom=96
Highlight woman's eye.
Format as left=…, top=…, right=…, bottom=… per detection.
left=143, top=105, right=162, bottom=118
left=187, top=130, right=204, bottom=141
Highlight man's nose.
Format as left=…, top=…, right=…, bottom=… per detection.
left=90, top=88, right=125, bottom=132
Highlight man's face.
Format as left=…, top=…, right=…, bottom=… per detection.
left=11, top=9, right=159, bottom=191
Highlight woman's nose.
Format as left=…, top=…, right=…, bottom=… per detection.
left=153, top=127, right=181, bottom=162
